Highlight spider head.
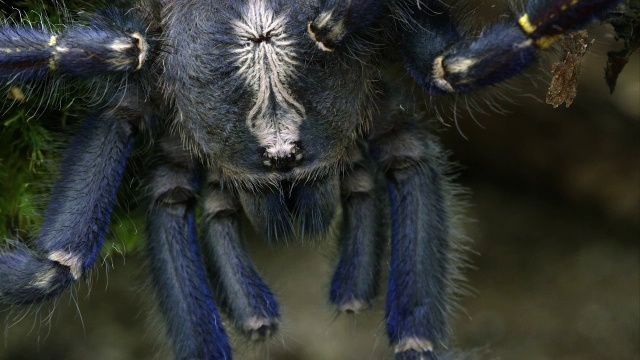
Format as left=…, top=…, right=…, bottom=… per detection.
left=163, top=0, right=384, bottom=184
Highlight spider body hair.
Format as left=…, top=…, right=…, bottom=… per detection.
left=0, top=0, right=624, bottom=359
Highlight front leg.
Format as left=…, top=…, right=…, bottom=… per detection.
left=0, top=90, right=140, bottom=304
left=202, top=170, right=279, bottom=341
left=330, top=159, right=386, bottom=313
left=0, top=8, right=152, bottom=82
left=146, top=137, right=231, bottom=359
left=372, top=127, right=455, bottom=360
left=400, top=0, right=622, bottom=94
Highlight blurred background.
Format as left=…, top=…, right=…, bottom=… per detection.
left=1, top=1, right=638, bottom=360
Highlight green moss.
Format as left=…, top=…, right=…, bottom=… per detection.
left=0, top=106, right=51, bottom=237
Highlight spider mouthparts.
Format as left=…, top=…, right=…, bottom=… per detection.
left=260, top=142, right=304, bottom=172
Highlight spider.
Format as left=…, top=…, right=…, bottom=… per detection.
left=0, top=0, right=626, bottom=359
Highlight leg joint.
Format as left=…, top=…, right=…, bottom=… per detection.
left=150, top=167, right=198, bottom=206
left=204, top=187, right=238, bottom=219
left=342, top=167, right=375, bottom=197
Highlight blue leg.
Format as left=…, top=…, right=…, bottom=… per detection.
left=371, top=126, right=454, bottom=360
left=330, top=163, right=385, bottom=313
left=401, top=0, right=622, bottom=94
left=386, top=166, right=447, bottom=360
left=146, top=138, right=231, bottom=359
left=0, top=8, right=151, bottom=82
left=0, top=95, right=138, bottom=304
left=202, top=171, right=279, bottom=341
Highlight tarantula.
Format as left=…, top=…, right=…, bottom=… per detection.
left=0, top=0, right=623, bottom=359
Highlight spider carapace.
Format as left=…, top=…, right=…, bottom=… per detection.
left=0, top=0, right=624, bottom=359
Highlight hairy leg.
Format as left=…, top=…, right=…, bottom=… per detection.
left=0, top=8, right=152, bottom=82
left=202, top=170, right=279, bottom=341
left=0, top=91, right=141, bottom=305
left=146, top=137, right=231, bottom=359
left=399, top=0, right=622, bottom=94
left=371, top=124, right=454, bottom=360
left=330, top=159, right=386, bottom=313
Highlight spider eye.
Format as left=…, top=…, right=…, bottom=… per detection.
left=307, top=0, right=384, bottom=52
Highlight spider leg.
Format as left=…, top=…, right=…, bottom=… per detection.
left=0, top=8, right=151, bottom=82
left=371, top=125, right=453, bottom=360
left=146, top=137, right=231, bottom=359
left=329, top=161, right=386, bottom=313
left=401, top=0, right=622, bottom=94
left=202, top=170, right=279, bottom=341
left=0, top=92, right=140, bottom=304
